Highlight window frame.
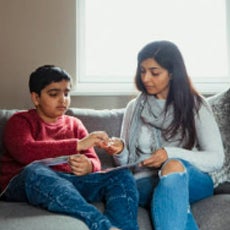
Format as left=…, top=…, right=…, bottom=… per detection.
left=73, top=0, right=230, bottom=96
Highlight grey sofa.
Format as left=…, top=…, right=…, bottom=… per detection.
left=0, top=89, right=230, bottom=230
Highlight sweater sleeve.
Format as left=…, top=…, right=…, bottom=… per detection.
left=113, top=99, right=136, bottom=165
left=3, top=114, right=72, bottom=164
left=165, top=103, right=224, bottom=173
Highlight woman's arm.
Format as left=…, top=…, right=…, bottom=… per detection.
left=113, top=99, right=137, bottom=165
left=165, top=102, right=224, bottom=173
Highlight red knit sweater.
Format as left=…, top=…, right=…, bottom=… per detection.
left=0, top=109, right=101, bottom=191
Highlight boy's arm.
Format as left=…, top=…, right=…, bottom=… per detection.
left=3, top=113, right=101, bottom=172
left=3, top=115, right=75, bottom=164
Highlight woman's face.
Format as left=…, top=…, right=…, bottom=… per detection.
left=140, top=58, right=171, bottom=99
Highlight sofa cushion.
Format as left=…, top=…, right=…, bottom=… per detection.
left=207, top=88, right=230, bottom=187
left=0, top=201, right=153, bottom=230
left=192, top=194, right=230, bottom=230
left=214, top=182, right=230, bottom=194
left=66, top=108, right=124, bottom=137
left=0, top=201, right=89, bottom=230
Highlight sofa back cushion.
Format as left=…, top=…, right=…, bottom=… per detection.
left=66, top=108, right=125, bottom=168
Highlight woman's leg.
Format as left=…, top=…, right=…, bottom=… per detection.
left=182, top=160, right=214, bottom=229
left=152, top=159, right=189, bottom=230
left=152, top=159, right=213, bottom=230
left=182, top=160, right=214, bottom=204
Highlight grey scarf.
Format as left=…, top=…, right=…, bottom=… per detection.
left=126, top=93, right=179, bottom=164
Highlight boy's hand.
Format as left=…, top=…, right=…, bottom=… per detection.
left=77, top=131, right=109, bottom=152
left=68, top=154, right=93, bottom=175
left=98, top=137, right=124, bottom=155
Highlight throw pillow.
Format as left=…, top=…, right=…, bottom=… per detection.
left=207, top=88, right=230, bottom=187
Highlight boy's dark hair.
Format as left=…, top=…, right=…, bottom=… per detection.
left=29, top=65, right=72, bottom=95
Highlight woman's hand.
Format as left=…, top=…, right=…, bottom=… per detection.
left=140, top=148, right=168, bottom=168
left=68, top=154, right=93, bottom=176
left=97, top=137, right=124, bottom=155
left=77, top=131, right=109, bottom=152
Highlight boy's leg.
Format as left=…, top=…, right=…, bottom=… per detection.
left=136, top=175, right=159, bottom=208
left=1, top=168, right=29, bottom=202
left=68, top=169, right=139, bottom=230
left=23, top=163, right=113, bottom=230
left=101, top=169, right=139, bottom=230
left=3, top=163, right=138, bottom=230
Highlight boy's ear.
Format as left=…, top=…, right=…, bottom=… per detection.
left=31, top=92, right=40, bottom=107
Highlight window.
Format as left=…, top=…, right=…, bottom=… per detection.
left=74, top=0, right=230, bottom=95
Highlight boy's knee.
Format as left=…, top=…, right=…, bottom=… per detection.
left=111, top=169, right=137, bottom=190
left=23, top=163, right=48, bottom=181
left=161, top=159, right=185, bottom=176
left=111, top=168, right=132, bottom=179
left=119, top=169, right=136, bottom=183
left=24, top=162, right=43, bottom=173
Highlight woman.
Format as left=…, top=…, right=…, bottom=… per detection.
left=101, top=40, right=224, bottom=229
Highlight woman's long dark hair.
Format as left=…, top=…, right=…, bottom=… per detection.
left=135, top=40, right=203, bottom=149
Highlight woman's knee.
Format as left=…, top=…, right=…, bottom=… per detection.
left=161, top=159, right=185, bottom=176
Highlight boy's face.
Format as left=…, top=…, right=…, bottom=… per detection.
left=31, top=80, right=71, bottom=123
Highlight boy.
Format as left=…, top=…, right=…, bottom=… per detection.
left=0, top=65, right=139, bottom=230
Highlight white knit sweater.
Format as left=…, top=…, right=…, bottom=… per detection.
left=113, top=94, right=225, bottom=187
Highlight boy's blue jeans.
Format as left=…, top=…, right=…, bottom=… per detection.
left=2, top=163, right=139, bottom=230
left=137, top=159, right=214, bottom=230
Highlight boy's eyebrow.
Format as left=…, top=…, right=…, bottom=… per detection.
left=47, top=88, right=71, bottom=93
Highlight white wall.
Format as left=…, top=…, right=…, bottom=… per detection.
left=0, top=0, right=133, bottom=109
